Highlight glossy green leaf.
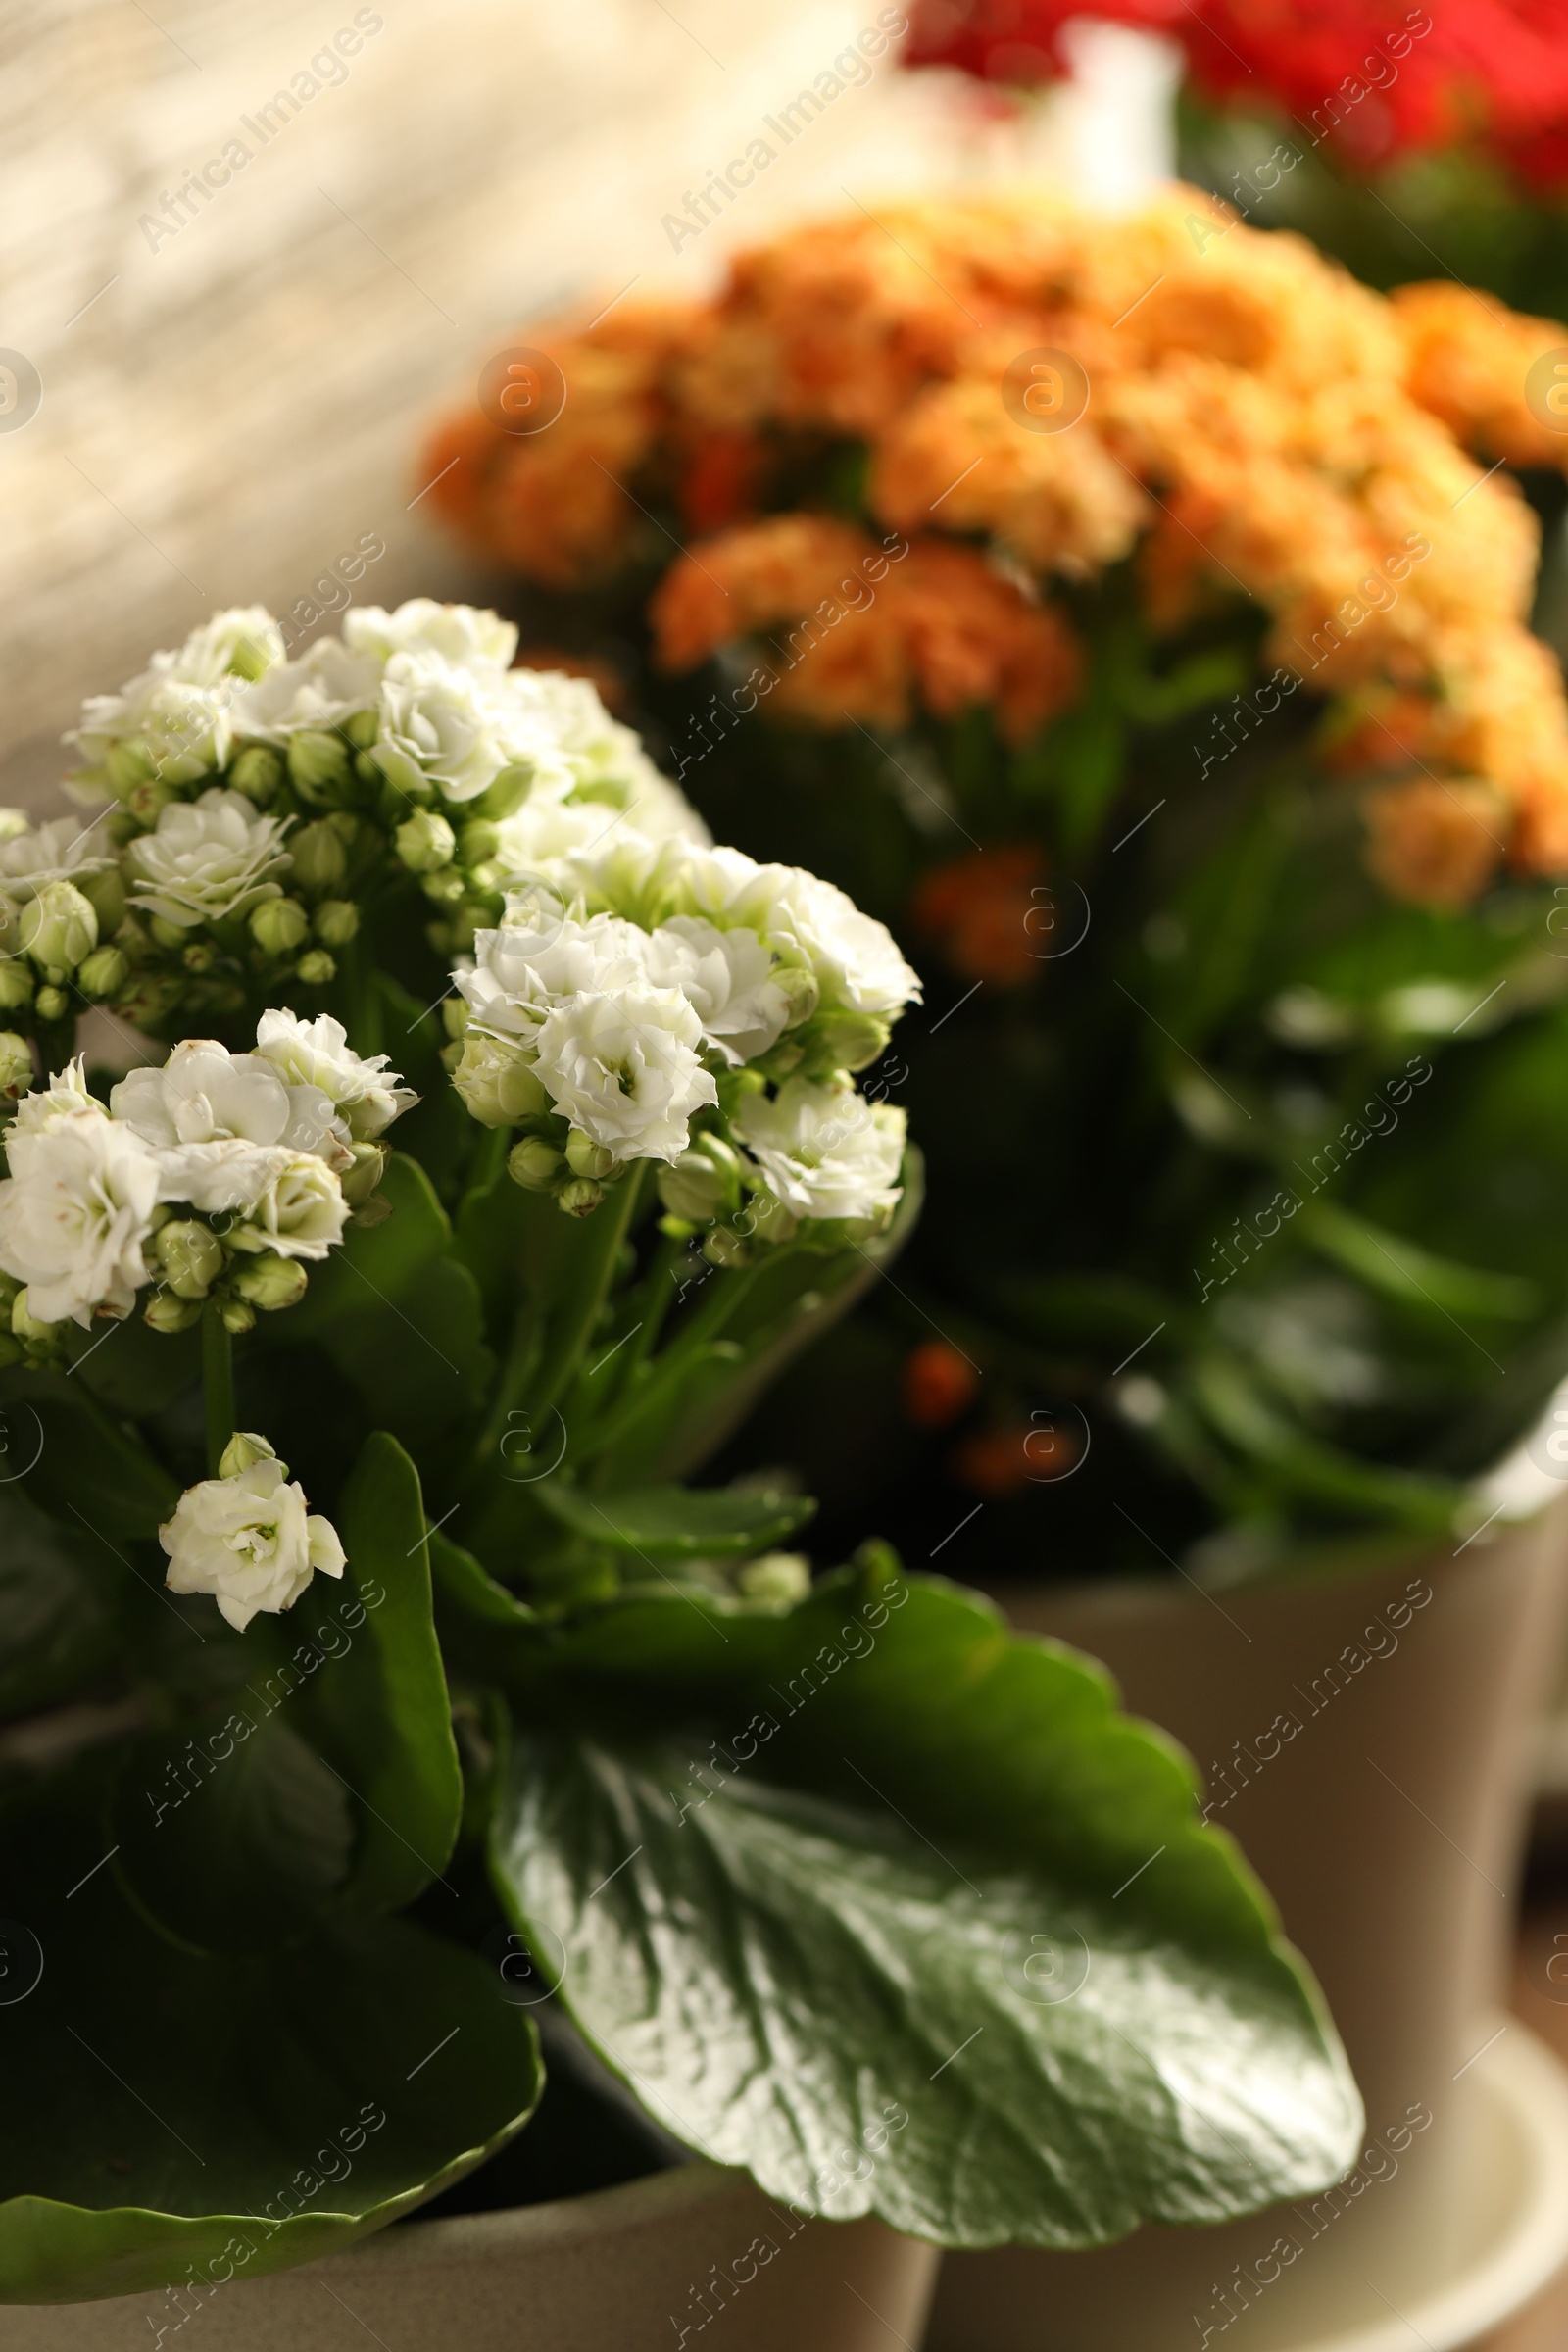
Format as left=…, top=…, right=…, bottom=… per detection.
left=0, top=1770, right=540, bottom=2303
left=0, top=1485, right=124, bottom=1723
left=297, top=1432, right=464, bottom=1912
left=109, top=1709, right=354, bottom=1956
left=270, top=1154, right=492, bottom=1441
left=536, top=1479, right=815, bottom=1561
left=0, top=1369, right=180, bottom=1542
left=487, top=1570, right=1361, bottom=2247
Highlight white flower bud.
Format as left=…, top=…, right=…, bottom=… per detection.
left=735, top=1552, right=811, bottom=1605
left=286, top=730, right=354, bottom=803
left=218, top=1430, right=278, bottom=1478
left=657, top=1134, right=742, bottom=1225
left=557, top=1175, right=604, bottom=1217
left=452, top=1033, right=549, bottom=1128
left=250, top=898, right=311, bottom=956
left=76, top=947, right=129, bottom=1002
left=228, top=1252, right=310, bottom=1312
left=152, top=1219, right=223, bottom=1299
left=288, top=820, right=348, bottom=897
left=313, top=898, right=360, bottom=946
left=508, top=1136, right=564, bottom=1192
left=564, top=1129, right=622, bottom=1182
left=0, top=963, right=33, bottom=1011
left=395, top=810, right=457, bottom=873
left=21, top=881, right=97, bottom=972
left=0, top=1033, right=32, bottom=1097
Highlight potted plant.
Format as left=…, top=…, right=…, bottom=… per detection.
left=0, top=601, right=1359, bottom=2343
left=419, top=190, right=1568, bottom=2338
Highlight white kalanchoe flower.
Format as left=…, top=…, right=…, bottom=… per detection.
left=252, top=1010, right=417, bottom=1142
left=0, top=814, right=117, bottom=901
left=459, top=906, right=652, bottom=1045
left=123, top=787, right=293, bottom=929
left=72, top=666, right=238, bottom=789
left=227, top=636, right=382, bottom=739
left=152, top=1138, right=297, bottom=1218
left=640, top=918, right=793, bottom=1067
left=173, top=608, right=286, bottom=686
left=668, top=849, right=921, bottom=1019
left=0, top=1104, right=161, bottom=1324
left=532, top=988, right=717, bottom=1162
left=227, top=1152, right=350, bottom=1261
left=734, top=1078, right=907, bottom=1227
left=113, top=1037, right=344, bottom=1165
left=11, top=1058, right=101, bottom=1137
left=160, top=1444, right=345, bottom=1632
left=345, top=599, right=517, bottom=674
left=374, top=652, right=567, bottom=807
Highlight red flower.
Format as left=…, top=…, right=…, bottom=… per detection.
left=904, top=1, right=1568, bottom=184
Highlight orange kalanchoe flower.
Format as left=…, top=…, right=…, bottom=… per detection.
left=902, top=1340, right=980, bottom=1429
left=910, top=846, right=1048, bottom=987
left=649, top=516, right=1083, bottom=743
left=426, top=189, right=1568, bottom=904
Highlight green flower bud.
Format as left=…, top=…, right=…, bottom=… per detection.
left=218, top=1430, right=281, bottom=1478
left=143, top=1290, right=204, bottom=1334
left=78, top=867, right=126, bottom=934
left=395, top=809, right=456, bottom=873
left=508, top=1136, right=565, bottom=1192
left=104, top=739, right=155, bottom=797
left=342, top=709, right=380, bottom=751
left=735, top=1551, right=811, bottom=1605
left=340, top=1142, right=387, bottom=1208
left=250, top=896, right=310, bottom=956
left=454, top=1034, right=549, bottom=1127
left=125, top=776, right=178, bottom=828
left=441, top=996, right=468, bottom=1041
left=33, top=985, right=69, bottom=1023
left=21, top=881, right=97, bottom=972
left=295, top=949, right=336, bottom=987
left=458, top=819, right=500, bottom=867
left=804, top=1010, right=890, bottom=1075
left=703, top=1226, right=751, bottom=1269
left=287, top=730, right=353, bottom=804
left=473, top=762, right=534, bottom=820
left=153, top=1219, right=224, bottom=1298
left=148, top=917, right=186, bottom=954
left=657, top=1134, right=742, bottom=1225
left=181, top=941, right=216, bottom=973
left=229, top=1252, right=310, bottom=1312
left=564, top=1129, right=623, bottom=1183
left=775, top=963, right=820, bottom=1029
left=229, top=744, right=285, bottom=804
left=438, top=1038, right=464, bottom=1074
left=420, top=867, right=465, bottom=906
left=313, top=898, right=360, bottom=947
left=219, top=1296, right=257, bottom=1335
left=76, top=946, right=129, bottom=1002
left=0, top=961, right=32, bottom=1011
left=0, top=1033, right=31, bottom=1096
left=288, top=819, right=349, bottom=897
left=358, top=750, right=387, bottom=792
left=12, top=1289, right=62, bottom=1346
left=557, top=1175, right=604, bottom=1218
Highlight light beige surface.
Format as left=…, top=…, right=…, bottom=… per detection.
left=929, top=1512, right=1568, bottom=2351
left=1, top=2160, right=941, bottom=2350
left=0, top=0, right=957, bottom=810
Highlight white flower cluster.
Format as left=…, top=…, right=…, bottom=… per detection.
left=161, top=1431, right=344, bottom=1633
left=451, top=826, right=919, bottom=1237
left=0, top=1014, right=413, bottom=1332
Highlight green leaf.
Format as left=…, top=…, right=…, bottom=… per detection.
left=1299, top=1199, right=1540, bottom=1323
left=536, top=1479, right=814, bottom=1561
left=487, top=1571, right=1360, bottom=2247
left=0, top=1485, right=124, bottom=1723
left=298, top=1432, right=464, bottom=1912
left=0, top=1771, right=540, bottom=2303
left=109, top=1709, right=354, bottom=1956
left=0, top=1369, right=180, bottom=1541
left=270, top=1154, right=492, bottom=1441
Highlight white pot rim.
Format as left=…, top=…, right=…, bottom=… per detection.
left=325, top=2157, right=753, bottom=2275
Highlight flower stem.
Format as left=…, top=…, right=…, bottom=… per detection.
left=202, top=1304, right=234, bottom=1477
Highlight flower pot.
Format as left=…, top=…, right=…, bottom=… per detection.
left=4, top=2162, right=940, bottom=2352
left=929, top=1478, right=1568, bottom=2350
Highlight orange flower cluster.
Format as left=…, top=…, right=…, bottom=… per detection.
left=427, top=187, right=1568, bottom=903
